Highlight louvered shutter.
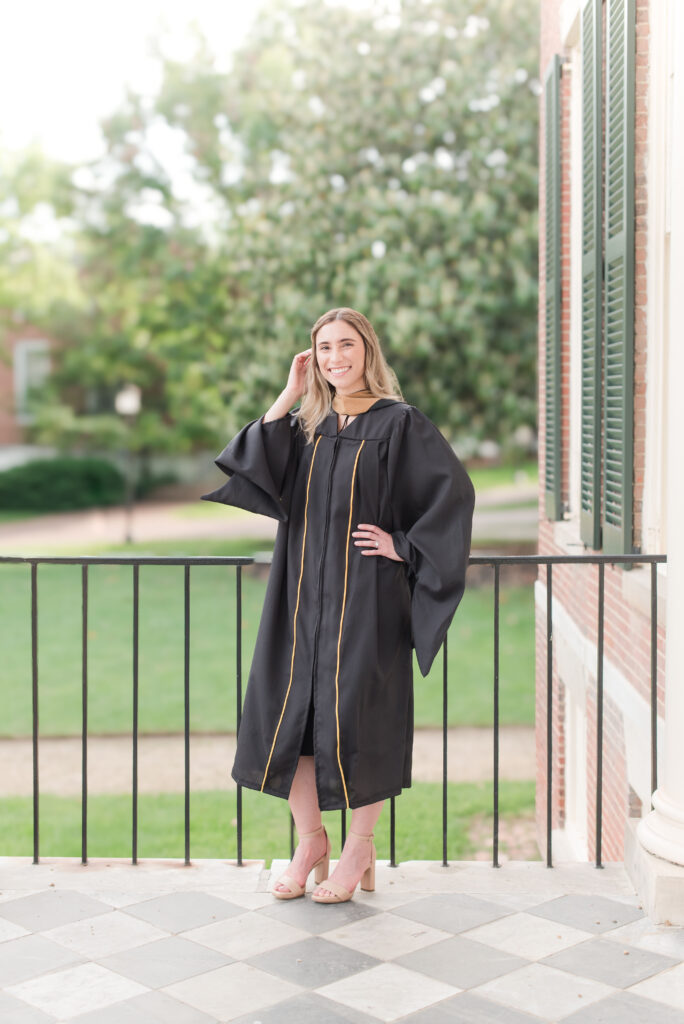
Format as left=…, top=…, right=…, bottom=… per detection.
left=544, top=55, right=562, bottom=521
left=602, top=0, right=635, bottom=554
left=580, top=0, right=602, bottom=549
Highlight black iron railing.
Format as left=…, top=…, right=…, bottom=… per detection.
left=0, top=552, right=666, bottom=870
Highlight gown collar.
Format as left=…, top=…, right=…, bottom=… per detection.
left=331, top=388, right=378, bottom=415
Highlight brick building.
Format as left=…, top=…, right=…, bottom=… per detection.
left=538, top=0, right=684, bottom=919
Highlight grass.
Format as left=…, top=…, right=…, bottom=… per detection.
left=467, top=460, right=538, bottom=492
left=0, top=510, right=44, bottom=523
left=0, top=781, right=537, bottom=862
left=0, top=548, right=534, bottom=736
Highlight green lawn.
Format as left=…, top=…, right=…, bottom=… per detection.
left=0, top=548, right=534, bottom=736
left=0, top=510, right=43, bottom=523
left=0, top=781, right=537, bottom=862
left=466, top=460, right=537, bottom=492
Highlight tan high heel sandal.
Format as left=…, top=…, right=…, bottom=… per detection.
left=272, top=825, right=330, bottom=900
left=311, top=831, right=376, bottom=904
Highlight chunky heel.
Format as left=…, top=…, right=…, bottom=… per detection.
left=360, top=843, right=376, bottom=892
left=312, top=831, right=376, bottom=904
left=314, top=850, right=330, bottom=885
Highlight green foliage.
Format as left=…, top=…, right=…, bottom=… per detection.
left=0, top=457, right=125, bottom=511
left=0, top=149, right=83, bottom=329
left=6, top=0, right=539, bottom=451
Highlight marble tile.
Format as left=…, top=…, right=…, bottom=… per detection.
left=560, top=990, right=684, bottom=1023
left=229, top=991, right=378, bottom=1023
left=99, top=935, right=232, bottom=988
left=473, top=962, right=615, bottom=1020
left=258, top=895, right=378, bottom=935
left=323, top=911, right=451, bottom=960
left=529, top=894, right=644, bottom=934
left=482, top=892, right=554, bottom=914
left=86, top=890, right=168, bottom=910
left=0, top=934, right=82, bottom=986
left=66, top=989, right=218, bottom=1024
left=185, top=910, right=310, bottom=959
left=353, top=889, right=427, bottom=913
left=629, top=961, right=684, bottom=1011
left=0, top=991, right=56, bottom=1024
left=396, top=934, right=527, bottom=989
left=0, top=917, right=31, bottom=942
left=44, top=910, right=167, bottom=959
left=6, top=962, right=148, bottom=1019
left=543, top=937, right=679, bottom=988
left=316, top=962, right=459, bottom=1023
left=400, top=991, right=542, bottom=1023
left=462, top=911, right=593, bottom=960
left=392, top=894, right=511, bottom=935
left=162, top=962, right=302, bottom=1021
left=123, top=892, right=242, bottom=933
left=606, top=917, right=684, bottom=960
left=0, top=890, right=110, bottom=931
left=247, top=936, right=380, bottom=989
left=0, top=889, right=42, bottom=904
left=214, top=891, right=273, bottom=912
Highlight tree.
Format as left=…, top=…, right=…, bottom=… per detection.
left=28, top=0, right=540, bottom=452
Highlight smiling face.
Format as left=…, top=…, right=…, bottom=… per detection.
left=314, top=319, right=367, bottom=395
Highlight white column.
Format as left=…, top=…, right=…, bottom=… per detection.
left=637, top=0, right=684, bottom=869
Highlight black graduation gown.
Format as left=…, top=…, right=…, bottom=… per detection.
left=202, top=399, right=475, bottom=810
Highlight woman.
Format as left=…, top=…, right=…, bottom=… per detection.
left=202, top=308, right=475, bottom=903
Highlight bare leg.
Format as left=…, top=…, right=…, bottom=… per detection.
left=273, top=756, right=328, bottom=893
left=313, top=800, right=384, bottom=899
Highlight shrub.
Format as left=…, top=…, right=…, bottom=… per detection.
left=0, top=457, right=126, bottom=511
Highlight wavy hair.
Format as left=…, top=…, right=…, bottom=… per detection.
left=297, top=308, right=403, bottom=444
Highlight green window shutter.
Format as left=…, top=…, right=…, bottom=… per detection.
left=580, top=0, right=602, bottom=549
left=603, top=0, right=635, bottom=554
left=544, top=54, right=562, bottom=521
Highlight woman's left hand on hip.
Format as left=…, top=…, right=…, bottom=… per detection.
left=353, top=524, right=403, bottom=562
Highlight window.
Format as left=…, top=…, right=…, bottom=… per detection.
left=13, top=339, right=51, bottom=424
left=544, top=0, right=636, bottom=554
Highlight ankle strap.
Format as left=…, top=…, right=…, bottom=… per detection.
left=348, top=831, right=374, bottom=841
left=299, top=824, right=326, bottom=839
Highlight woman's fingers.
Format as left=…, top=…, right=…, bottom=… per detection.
left=353, top=524, right=403, bottom=562
left=353, top=524, right=384, bottom=555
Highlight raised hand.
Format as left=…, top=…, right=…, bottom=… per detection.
left=285, top=348, right=312, bottom=402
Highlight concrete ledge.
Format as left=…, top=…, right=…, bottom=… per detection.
left=625, top=818, right=684, bottom=924
left=0, top=856, right=637, bottom=903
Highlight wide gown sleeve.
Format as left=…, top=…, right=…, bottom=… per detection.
left=200, top=413, right=301, bottom=521
left=387, top=406, right=475, bottom=677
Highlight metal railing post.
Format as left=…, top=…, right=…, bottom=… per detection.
left=493, top=563, right=501, bottom=869
left=442, top=635, right=448, bottom=867
left=81, top=564, right=89, bottom=865
left=31, top=562, right=39, bottom=865
left=236, top=565, right=243, bottom=866
left=595, top=563, right=605, bottom=868
left=546, top=563, right=553, bottom=869
left=132, top=564, right=139, bottom=864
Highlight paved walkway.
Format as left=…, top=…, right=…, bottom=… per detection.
left=0, top=483, right=538, bottom=553
left=0, top=727, right=535, bottom=796
left=1, top=857, right=684, bottom=1023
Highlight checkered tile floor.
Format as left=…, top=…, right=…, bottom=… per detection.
left=1, top=858, right=684, bottom=1023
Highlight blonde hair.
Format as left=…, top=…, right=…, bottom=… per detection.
left=297, top=307, right=403, bottom=444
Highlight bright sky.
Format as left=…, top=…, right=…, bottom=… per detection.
left=0, top=0, right=263, bottom=163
